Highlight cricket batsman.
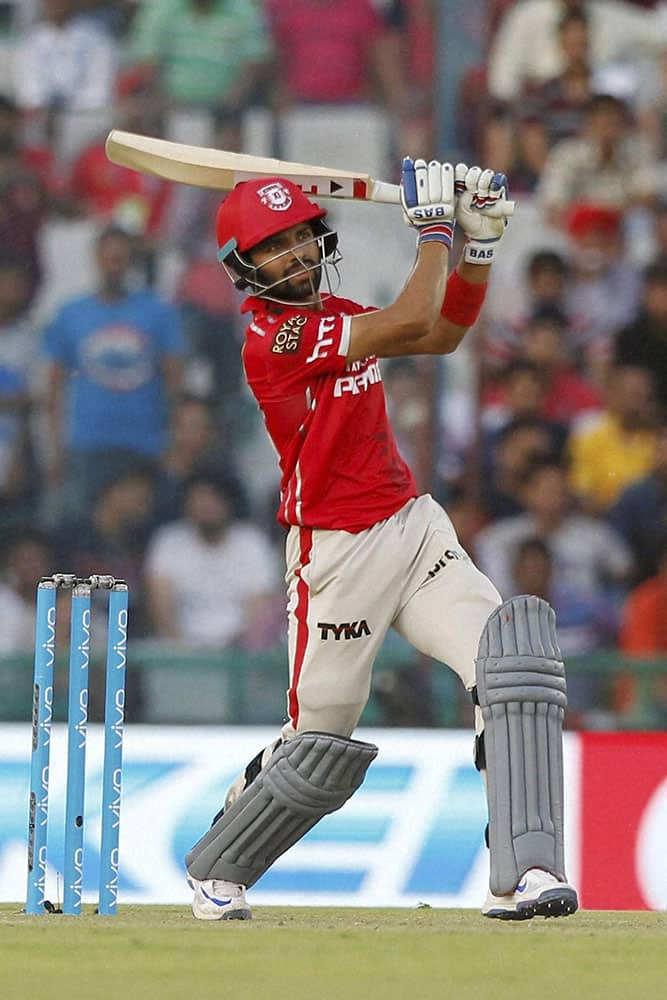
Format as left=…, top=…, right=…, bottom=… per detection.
left=184, top=158, right=579, bottom=922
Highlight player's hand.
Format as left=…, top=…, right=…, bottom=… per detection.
left=455, top=164, right=514, bottom=264
left=400, top=157, right=455, bottom=249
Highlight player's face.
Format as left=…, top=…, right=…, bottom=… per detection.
left=249, top=222, right=322, bottom=301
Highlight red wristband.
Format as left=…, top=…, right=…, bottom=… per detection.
left=440, top=269, right=488, bottom=327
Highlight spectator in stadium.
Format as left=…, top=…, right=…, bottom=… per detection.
left=568, top=364, right=657, bottom=514
left=563, top=202, right=642, bottom=374
left=478, top=415, right=562, bottom=520
left=483, top=5, right=594, bottom=192
left=175, top=254, right=245, bottom=416
left=520, top=306, right=603, bottom=424
left=77, top=0, right=138, bottom=38
left=623, top=34, right=667, bottom=162
left=484, top=249, right=580, bottom=362
left=55, top=462, right=159, bottom=637
left=617, top=541, right=667, bottom=728
left=475, top=458, right=633, bottom=600
left=0, top=92, right=64, bottom=198
left=511, top=536, right=618, bottom=656
left=608, top=418, right=667, bottom=584
left=42, top=225, right=185, bottom=524
left=128, top=0, right=272, bottom=260
left=483, top=290, right=608, bottom=431
left=653, top=200, right=667, bottom=268
left=487, top=0, right=660, bottom=106
left=129, top=0, right=272, bottom=146
left=12, top=0, right=117, bottom=121
left=156, top=396, right=247, bottom=524
left=479, top=363, right=568, bottom=519
left=482, top=359, right=552, bottom=431
left=68, top=67, right=171, bottom=284
left=614, top=261, right=667, bottom=411
left=0, top=528, right=54, bottom=654
left=145, top=471, right=281, bottom=649
left=264, top=0, right=407, bottom=118
left=619, top=541, right=667, bottom=655
left=537, top=93, right=658, bottom=225
left=521, top=6, right=594, bottom=147
left=263, top=0, right=422, bottom=180
left=382, top=357, right=431, bottom=490
left=0, top=96, right=49, bottom=303
left=0, top=257, right=41, bottom=525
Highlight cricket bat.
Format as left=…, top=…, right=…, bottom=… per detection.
left=105, top=129, right=402, bottom=204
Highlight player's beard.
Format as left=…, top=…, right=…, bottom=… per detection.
left=261, top=260, right=323, bottom=302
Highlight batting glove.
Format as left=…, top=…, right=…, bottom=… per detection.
left=455, top=164, right=514, bottom=264
left=400, top=157, right=455, bottom=250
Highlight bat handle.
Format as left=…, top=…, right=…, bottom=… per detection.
left=372, top=181, right=515, bottom=217
left=369, top=181, right=402, bottom=204
left=484, top=199, right=515, bottom=218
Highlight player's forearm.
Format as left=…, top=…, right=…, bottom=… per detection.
left=347, top=242, right=449, bottom=362
left=393, top=242, right=451, bottom=338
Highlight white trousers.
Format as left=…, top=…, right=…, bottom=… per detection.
left=282, top=494, right=501, bottom=740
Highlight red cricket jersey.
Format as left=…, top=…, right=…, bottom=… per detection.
left=241, top=294, right=417, bottom=531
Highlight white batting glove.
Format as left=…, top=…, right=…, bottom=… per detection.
left=400, top=157, right=456, bottom=249
left=455, top=164, right=515, bottom=264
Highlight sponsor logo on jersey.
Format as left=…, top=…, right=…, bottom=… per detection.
left=427, top=549, right=469, bottom=579
left=317, top=620, right=372, bottom=641
left=306, top=316, right=337, bottom=364
left=257, top=182, right=292, bottom=211
left=334, top=359, right=382, bottom=397
left=271, top=315, right=307, bottom=353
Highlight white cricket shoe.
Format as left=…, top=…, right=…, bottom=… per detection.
left=482, top=868, right=578, bottom=920
left=187, top=876, right=252, bottom=921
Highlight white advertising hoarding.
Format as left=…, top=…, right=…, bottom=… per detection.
left=1, top=724, right=581, bottom=909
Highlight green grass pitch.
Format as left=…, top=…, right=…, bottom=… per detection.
left=2, top=904, right=664, bottom=1000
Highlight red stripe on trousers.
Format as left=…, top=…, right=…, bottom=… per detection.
left=287, top=527, right=313, bottom=729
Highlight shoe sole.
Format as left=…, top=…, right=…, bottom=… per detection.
left=485, top=888, right=579, bottom=921
left=192, top=905, right=253, bottom=921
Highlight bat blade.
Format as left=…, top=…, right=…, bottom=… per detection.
left=105, top=130, right=401, bottom=204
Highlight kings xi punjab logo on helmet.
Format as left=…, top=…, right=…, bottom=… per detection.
left=257, top=182, right=293, bottom=211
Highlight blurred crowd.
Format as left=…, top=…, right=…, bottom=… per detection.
left=0, top=0, right=665, bottom=727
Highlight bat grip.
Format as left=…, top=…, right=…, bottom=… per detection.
left=371, top=182, right=515, bottom=217
left=484, top=200, right=515, bottom=218
left=369, top=181, right=401, bottom=204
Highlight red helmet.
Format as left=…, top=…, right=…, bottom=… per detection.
left=216, top=177, right=327, bottom=259
left=215, top=177, right=340, bottom=299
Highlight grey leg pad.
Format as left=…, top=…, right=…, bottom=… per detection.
left=476, top=595, right=568, bottom=895
left=185, top=731, right=378, bottom=886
